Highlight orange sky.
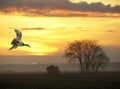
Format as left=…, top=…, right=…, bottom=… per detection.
left=0, top=0, right=120, bottom=63
left=0, top=14, right=120, bottom=56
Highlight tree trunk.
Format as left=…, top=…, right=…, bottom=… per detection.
left=79, top=58, right=83, bottom=72
left=95, top=64, right=101, bottom=73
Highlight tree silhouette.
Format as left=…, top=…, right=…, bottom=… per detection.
left=63, top=40, right=109, bottom=73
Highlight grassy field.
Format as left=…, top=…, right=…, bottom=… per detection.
left=0, top=72, right=120, bottom=89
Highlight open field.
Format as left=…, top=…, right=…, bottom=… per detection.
left=0, top=72, right=120, bottom=89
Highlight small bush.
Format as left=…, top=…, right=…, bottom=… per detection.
left=46, top=65, right=60, bottom=74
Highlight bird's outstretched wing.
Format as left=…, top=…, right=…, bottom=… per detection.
left=15, top=29, right=22, bottom=40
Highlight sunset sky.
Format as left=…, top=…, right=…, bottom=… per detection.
left=0, top=0, right=120, bottom=64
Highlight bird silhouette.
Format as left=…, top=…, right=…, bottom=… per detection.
left=9, top=29, right=31, bottom=50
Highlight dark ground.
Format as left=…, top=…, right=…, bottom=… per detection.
left=0, top=72, right=120, bottom=89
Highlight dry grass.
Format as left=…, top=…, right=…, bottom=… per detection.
left=0, top=72, right=120, bottom=89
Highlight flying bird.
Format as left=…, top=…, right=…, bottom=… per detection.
left=9, top=29, right=31, bottom=50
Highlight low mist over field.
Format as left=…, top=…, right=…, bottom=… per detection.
left=0, top=62, right=119, bottom=72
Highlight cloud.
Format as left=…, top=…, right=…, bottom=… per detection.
left=21, top=27, right=45, bottom=30
left=105, top=30, right=115, bottom=33
left=0, top=0, right=120, bottom=17
left=9, top=27, right=45, bottom=30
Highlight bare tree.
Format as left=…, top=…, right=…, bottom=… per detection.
left=63, top=40, right=109, bottom=73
